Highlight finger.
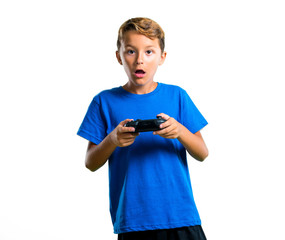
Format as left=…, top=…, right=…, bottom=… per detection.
left=118, top=125, right=135, bottom=134
left=120, top=119, right=134, bottom=126
left=154, top=127, right=169, bottom=136
left=155, top=130, right=175, bottom=139
left=159, top=118, right=173, bottom=129
left=157, top=113, right=170, bottom=120
left=161, top=117, right=178, bottom=131
left=122, top=139, right=136, bottom=147
left=121, top=126, right=136, bottom=133
left=122, top=132, right=139, bottom=139
left=154, top=123, right=176, bottom=135
left=118, top=119, right=135, bottom=132
left=157, top=114, right=172, bottom=130
left=120, top=133, right=139, bottom=146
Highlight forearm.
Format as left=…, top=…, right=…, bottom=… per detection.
left=177, top=125, right=208, bottom=161
left=85, top=119, right=139, bottom=172
left=85, top=135, right=117, bottom=172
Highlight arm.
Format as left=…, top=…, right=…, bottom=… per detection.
left=85, top=119, right=139, bottom=172
left=177, top=127, right=208, bottom=161
left=154, top=113, right=208, bottom=161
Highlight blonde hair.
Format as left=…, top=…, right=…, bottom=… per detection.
left=117, top=17, right=165, bottom=52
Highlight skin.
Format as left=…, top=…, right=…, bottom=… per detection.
left=85, top=31, right=208, bottom=172
left=116, top=31, right=167, bottom=94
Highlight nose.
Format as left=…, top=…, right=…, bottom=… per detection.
left=136, top=52, right=144, bottom=65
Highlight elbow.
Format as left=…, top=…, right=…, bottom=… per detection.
left=199, top=151, right=209, bottom=162
left=195, top=148, right=209, bottom=162
left=85, top=159, right=96, bottom=172
left=199, top=141, right=209, bottom=161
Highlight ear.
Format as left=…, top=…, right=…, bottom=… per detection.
left=116, top=51, right=123, bottom=65
left=159, top=51, right=167, bottom=66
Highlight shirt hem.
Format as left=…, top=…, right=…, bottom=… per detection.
left=114, top=220, right=202, bottom=234
left=77, top=129, right=103, bottom=145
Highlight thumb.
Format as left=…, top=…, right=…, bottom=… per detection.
left=157, top=113, right=170, bottom=120
left=120, top=119, right=134, bottom=126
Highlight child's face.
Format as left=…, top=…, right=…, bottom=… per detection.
left=116, top=31, right=166, bottom=88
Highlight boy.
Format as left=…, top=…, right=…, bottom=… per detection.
left=77, top=17, right=208, bottom=240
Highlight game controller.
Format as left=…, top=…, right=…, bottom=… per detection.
left=125, top=116, right=166, bottom=132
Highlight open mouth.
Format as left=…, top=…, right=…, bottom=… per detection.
left=135, top=69, right=146, bottom=78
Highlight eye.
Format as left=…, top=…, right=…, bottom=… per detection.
left=127, top=50, right=135, bottom=55
left=146, top=50, right=153, bottom=55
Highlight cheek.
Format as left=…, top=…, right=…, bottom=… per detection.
left=123, top=55, right=135, bottom=66
left=123, top=64, right=131, bottom=74
left=150, top=58, right=161, bottom=70
left=150, top=55, right=162, bottom=64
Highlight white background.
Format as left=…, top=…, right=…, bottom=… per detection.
left=1, top=0, right=284, bottom=239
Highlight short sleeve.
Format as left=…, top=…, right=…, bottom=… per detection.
left=77, top=97, right=107, bottom=145
left=181, top=89, right=208, bottom=134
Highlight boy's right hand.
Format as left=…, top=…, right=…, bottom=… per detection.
left=109, top=119, right=139, bottom=147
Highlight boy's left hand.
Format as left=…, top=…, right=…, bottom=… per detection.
left=153, top=113, right=182, bottom=139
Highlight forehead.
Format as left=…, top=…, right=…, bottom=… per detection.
left=121, top=31, right=160, bottom=48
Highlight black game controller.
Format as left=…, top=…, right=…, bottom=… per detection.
left=125, top=116, right=166, bottom=132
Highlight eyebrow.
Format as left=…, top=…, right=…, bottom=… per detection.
left=124, top=44, right=156, bottom=48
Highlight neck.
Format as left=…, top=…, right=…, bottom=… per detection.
left=123, top=81, right=158, bottom=94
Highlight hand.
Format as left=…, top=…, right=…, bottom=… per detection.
left=109, top=119, right=140, bottom=147
left=153, top=113, right=182, bottom=139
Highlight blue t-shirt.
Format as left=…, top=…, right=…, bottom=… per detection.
left=77, top=83, right=208, bottom=234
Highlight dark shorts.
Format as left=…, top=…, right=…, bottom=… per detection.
left=118, top=225, right=207, bottom=240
